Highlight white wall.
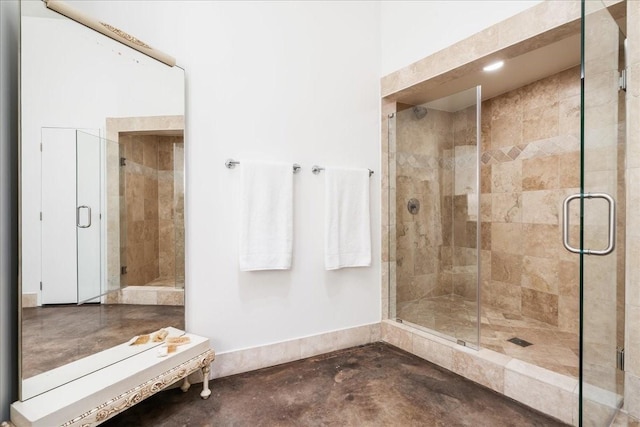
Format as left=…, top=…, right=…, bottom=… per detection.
left=380, top=0, right=543, bottom=76
left=61, top=1, right=382, bottom=353
left=0, top=0, right=19, bottom=420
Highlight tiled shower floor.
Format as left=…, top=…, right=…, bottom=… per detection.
left=397, top=294, right=579, bottom=377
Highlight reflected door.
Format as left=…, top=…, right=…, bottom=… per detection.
left=40, top=128, right=102, bottom=304
left=76, top=131, right=102, bottom=302
left=579, top=1, right=626, bottom=425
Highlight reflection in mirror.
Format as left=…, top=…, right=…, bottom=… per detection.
left=20, top=0, right=185, bottom=400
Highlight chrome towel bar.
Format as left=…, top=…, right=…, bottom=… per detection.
left=225, top=159, right=301, bottom=173
left=312, top=165, right=374, bottom=177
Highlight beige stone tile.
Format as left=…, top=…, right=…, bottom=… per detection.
left=626, top=305, right=640, bottom=377
left=504, top=361, right=576, bottom=425
left=121, top=288, right=157, bottom=305
left=522, top=288, right=558, bottom=326
left=610, top=411, right=640, bottom=427
left=626, top=373, right=640, bottom=420
left=626, top=238, right=640, bottom=306
left=381, top=320, right=413, bottom=353
left=557, top=66, right=581, bottom=101
left=558, top=95, right=581, bottom=138
left=522, top=256, right=559, bottom=294
left=22, top=293, right=37, bottom=308
left=558, top=260, right=579, bottom=298
left=521, top=74, right=559, bottom=112
left=521, top=190, right=561, bottom=224
left=452, top=347, right=506, bottom=393
left=524, top=104, right=559, bottom=142
left=491, top=222, right=522, bottom=254
left=485, top=280, right=521, bottom=314
left=558, top=295, right=579, bottom=334
left=522, top=156, right=559, bottom=191
left=369, top=323, right=382, bottom=343
left=627, top=168, right=640, bottom=239
left=491, top=90, right=522, bottom=121
left=491, top=251, right=522, bottom=285
left=481, top=164, right=491, bottom=193
left=104, top=291, right=121, bottom=304
left=491, top=193, right=521, bottom=223
left=412, top=331, right=454, bottom=371
left=157, top=290, right=184, bottom=306
left=480, top=222, right=491, bottom=251
left=491, top=160, right=522, bottom=193
left=522, top=223, right=568, bottom=260
left=491, top=115, right=523, bottom=149
left=627, top=97, right=640, bottom=168
left=142, top=138, right=159, bottom=169
left=480, top=194, right=492, bottom=222
left=557, top=151, right=580, bottom=188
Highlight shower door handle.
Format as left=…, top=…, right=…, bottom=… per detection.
left=562, top=193, right=615, bottom=255
left=77, top=205, right=92, bottom=228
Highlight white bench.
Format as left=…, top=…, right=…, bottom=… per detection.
left=11, top=328, right=215, bottom=427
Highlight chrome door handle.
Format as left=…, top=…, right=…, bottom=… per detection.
left=562, top=193, right=615, bottom=255
left=77, top=205, right=92, bottom=228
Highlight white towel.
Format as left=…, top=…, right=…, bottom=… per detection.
left=239, top=160, right=293, bottom=271
left=324, top=167, right=371, bottom=270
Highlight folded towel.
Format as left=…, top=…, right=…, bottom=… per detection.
left=239, top=160, right=293, bottom=271
left=324, top=167, right=371, bottom=270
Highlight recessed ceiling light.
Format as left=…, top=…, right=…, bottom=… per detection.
left=483, top=60, right=504, bottom=72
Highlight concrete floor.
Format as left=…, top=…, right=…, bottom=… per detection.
left=103, top=342, right=567, bottom=426
left=22, top=304, right=184, bottom=378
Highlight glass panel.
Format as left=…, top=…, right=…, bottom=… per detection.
left=76, top=131, right=102, bottom=303
left=389, top=86, right=480, bottom=348
left=119, top=133, right=185, bottom=290
left=580, top=1, right=626, bottom=425
left=174, top=140, right=185, bottom=289
left=119, top=140, right=128, bottom=289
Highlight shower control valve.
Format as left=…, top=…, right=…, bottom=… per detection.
left=407, top=198, right=420, bottom=215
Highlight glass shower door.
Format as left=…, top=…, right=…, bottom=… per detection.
left=389, top=86, right=481, bottom=348
left=76, top=131, right=102, bottom=303
left=578, top=1, right=626, bottom=425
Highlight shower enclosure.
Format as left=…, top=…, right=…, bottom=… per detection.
left=387, top=1, right=627, bottom=424
left=118, top=132, right=185, bottom=289
left=389, top=87, right=480, bottom=349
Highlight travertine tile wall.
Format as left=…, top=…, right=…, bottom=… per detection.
left=395, top=67, right=584, bottom=330
left=395, top=109, right=450, bottom=304
left=157, top=137, right=184, bottom=284
left=120, top=135, right=160, bottom=286
left=480, top=67, right=582, bottom=331
left=119, top=135, right=184, bottom=287
left=395, top=105, right=478, bottom=306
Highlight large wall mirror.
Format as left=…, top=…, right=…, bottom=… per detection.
left=19, top=0, right=185, bottom=400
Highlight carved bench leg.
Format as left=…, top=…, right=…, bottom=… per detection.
left=180, top=376, right=191, bottom=393
left=200, top=364, right=212, bottom=399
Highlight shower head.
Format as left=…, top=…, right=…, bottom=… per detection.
left=412, top=106, right=428, bottom=120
